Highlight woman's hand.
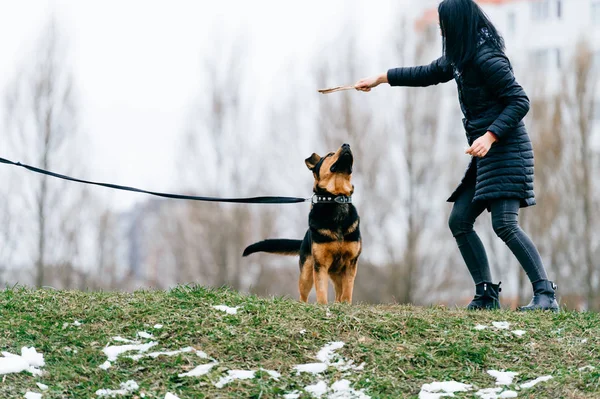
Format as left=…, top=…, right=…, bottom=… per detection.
left=355, top=73, right=388, bottom=92
left=466, top=132, right=497, bottom=158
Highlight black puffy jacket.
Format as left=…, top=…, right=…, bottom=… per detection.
left=387, top=40, right=535, bottom=208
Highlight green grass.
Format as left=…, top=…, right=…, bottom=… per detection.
left=0, top=286, right=599, bottom=398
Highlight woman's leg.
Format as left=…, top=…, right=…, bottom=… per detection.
left=490, top=199, right=547, bottom=283
left=448, top=181, right=490, bottom=284
left=490, top=199, right=558, bottom=311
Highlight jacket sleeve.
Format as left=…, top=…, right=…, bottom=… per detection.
left=387, top=57, right=453, bottom=87
left=478, top=52, right=530, bottom=140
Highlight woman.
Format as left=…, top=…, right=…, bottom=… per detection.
left=355, top=0, right=558, bottom=311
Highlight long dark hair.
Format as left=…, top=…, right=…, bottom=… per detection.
left=438, top=0, right=505, bottom=69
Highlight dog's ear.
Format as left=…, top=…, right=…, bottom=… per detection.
left=305, top=153, right=321, bottom=171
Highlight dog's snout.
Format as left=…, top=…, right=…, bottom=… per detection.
left=342, top=143, right=350, bottom=148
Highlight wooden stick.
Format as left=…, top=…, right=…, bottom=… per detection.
left=317, top=85, right=356, bottom=94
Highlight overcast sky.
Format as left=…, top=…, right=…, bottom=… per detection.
left=0, top=0, right=433, bottom=210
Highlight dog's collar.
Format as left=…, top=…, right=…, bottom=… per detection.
left=311, top=194, right=352, bottom=204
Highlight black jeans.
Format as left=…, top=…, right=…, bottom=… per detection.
left=448, top=169, right=548, bottom=285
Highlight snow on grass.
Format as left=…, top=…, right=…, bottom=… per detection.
left=520, top=375, right=553, bottom=389
left=260, top=368, right=281, bottom=380
left=99, top=361, right=111, bottom=370
left=316, top=342, right=345, bottom=363
left=487, top=370, right=519, bottom=385
left=36, top=383, right=48, bottom=391
left=153, top=324, right=163, bottom=329
left=328, top=379, right=371, bottom=399
left=24, top=393, right=42, bottom=399
left=111, top=336, right=137, bottom=344
left=127, top=346, right=207, bottom=361
left=418, top=381, right=472, bottom=398
left=164, top=393, right=179, bottom=399
left=578, top=365, right=595, bottom=371
left=214, top=370, right=256, bottom=388
left=95, top=380, right=139, bottom=397
left=62, top=320, right=83, bottom=329
left=305, top=381, right=328, bottom=398
left=294, top=363, right=328, bottom=375
left=178, top=362, right=218, bottom=378
left=476, top=323, right=525, bottom=337
left=102, top=342, right=158, bottom=362
left=0, top=347, right=45, bottom=376
left=475, top=388, right=517, bottom=398
left=295, top=342, right=365, bottom=375
left=212, top=305, right=240, bottom=315
left=212, top=368, right=281, bottom=388
left=137, top=331, right=154, bottom=340
left=283, top=391, right=301, bottom=399
left=491, top=322, right=510, bottom=330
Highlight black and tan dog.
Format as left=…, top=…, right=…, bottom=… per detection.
left=243, top=143, right=361, bottom=304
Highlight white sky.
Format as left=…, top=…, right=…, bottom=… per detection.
left=0, top=0, right=431, bottom=211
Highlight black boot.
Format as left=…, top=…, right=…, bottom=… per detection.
left=518, top=280, right=559, bottom=312
left=467, top=282, right=501, bottom=310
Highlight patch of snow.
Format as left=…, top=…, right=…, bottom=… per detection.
left=492, top=322, right=510, bottom=330
left=212, top=305, right=240, bottom=315
left=73, top=320, right=82, bottom=327
left=581, top=339, right=588, bottom=343
left=520, top=375, right=553, bottom=389
left=165, top=394, right=179, bottom=399
left=474, top=324, right=488, bottom=330
left=36, top=383, right=48, bottom=391
left=329, top=379, right=370, bottom=399
left=214, top=370, right=256, bottom=388
left=283, top=391, right=301, bottom=399
left=475, top=388, right=517, bottom=399
left=24, top=393, right=42, bottom=399
left=305, top=381, right=328, bottom=398
left=178, top=362, right=218, bottom=377
left=95, top=380, right=139, bottom=397
left=0, top=347, right=45, bottom=376
left=579, top=365, right=595, bottom=371
left=102, top=342, right=158, bottom=362
left=475, top=388, right=502, bottom=399
left=300, top=329, right=307, bottom=335
left=99, top=361, right=112, bottom=370
left=295, top=341, right=364, bottom=375
left=153, top=324, right=163, bottom=329
left=137, top=332, right=154, bottom=340
left=260, top=368, right=281, bottom=380
left=488, top=370, right=519, bottom=385
left=418, top=381, right=472, bottom=398
left=317, top=342, right=345, bottom=363
left=127, top=346, right=197, bottom=361
left=111, top=337, right=137, bottom=344
left=294, top=363, right=328, bottom=374
left=511, top=330, right=526, bottom=337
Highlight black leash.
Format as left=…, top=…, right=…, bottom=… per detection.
left=0, top=156, right=311, bottom=205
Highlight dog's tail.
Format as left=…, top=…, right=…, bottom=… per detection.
left=243, top=239, right=302, bottom=257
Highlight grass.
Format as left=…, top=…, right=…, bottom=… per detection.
left=0, top=286, right=599, bottom=398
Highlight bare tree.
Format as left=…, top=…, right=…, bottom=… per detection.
left=4, top=18, right=86, bottom=288
left=561, top=40, right=599, bottom=310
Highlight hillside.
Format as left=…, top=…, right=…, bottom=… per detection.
left=0, top=287, right=598, bottom=398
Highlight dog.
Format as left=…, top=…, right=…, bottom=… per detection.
left=243, top=143, right=361, bottom=304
